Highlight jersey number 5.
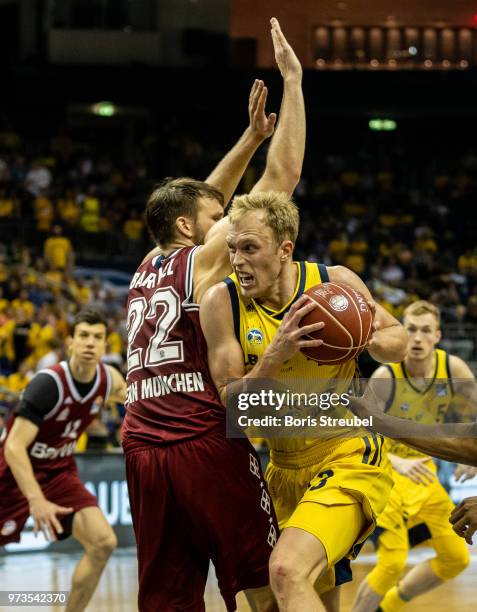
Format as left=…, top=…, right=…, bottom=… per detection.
left=127, top=287, right=184, bottom=374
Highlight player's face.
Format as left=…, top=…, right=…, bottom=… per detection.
left=227, top=211, right=289, bottom=299
left=70, top=322, right=107, bottom=364
left=404, top=313, right=441, bottom=361
left=192, top=197, right=224, bottom=245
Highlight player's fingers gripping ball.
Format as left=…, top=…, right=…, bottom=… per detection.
left=299, top=282, right=374, bottom=364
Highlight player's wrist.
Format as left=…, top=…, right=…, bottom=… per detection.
left=244, top=126, right=268, bottom=144
left=27, top=492, right=46, bottom=504
left=283, top=73, right=302, bottom=86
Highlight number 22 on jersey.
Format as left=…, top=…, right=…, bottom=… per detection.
left=126, top=287, right=184, bottom=374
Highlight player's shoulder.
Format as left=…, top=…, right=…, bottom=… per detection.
left=370, top=364, right=394, bottom=379
left=326, top=264, right=359, bottom=285
left=201, top=280, right=232, bottom=310
left=447, top=353, right=474, bottom=378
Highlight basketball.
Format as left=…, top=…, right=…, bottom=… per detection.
left=299, top=282, right=374, bottom=364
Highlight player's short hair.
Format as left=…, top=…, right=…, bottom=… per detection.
left=403, top=300, right=441, bottom=327
left=145, top=177, right=224, bottom=246
left=72, top=308, right=108, bottom=334
left=228, top=191, right=299, bottom=244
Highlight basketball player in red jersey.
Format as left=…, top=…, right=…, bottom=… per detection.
left=0, top=309, right=126, bottom=612
left=123, top=18, right=304, bottom=612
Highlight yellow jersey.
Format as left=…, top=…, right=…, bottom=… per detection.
left=383, top=348, right=453, bottom=459
left=225, top=261, right=357, bottom=454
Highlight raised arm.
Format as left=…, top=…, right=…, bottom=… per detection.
left=251, top=17, right=305, bottom=196
left=193, top=19, right=306, bottom=302
left=206, top=79, right=276, bottom=205
left=328, top=265, right=408, bottom=363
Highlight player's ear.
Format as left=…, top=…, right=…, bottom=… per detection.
left=176, top=216, right=194, bottom=239
left=65, top=336, right=73, bottom=357
left=279, top=240, right=294, bottom=262
left=435, top=328, right=442, bottom=343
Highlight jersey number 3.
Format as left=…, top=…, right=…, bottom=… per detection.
left=127, top=287, right=184, bottom=374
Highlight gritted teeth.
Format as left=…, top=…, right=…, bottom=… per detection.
left=238, top=273, right=254, bottom=282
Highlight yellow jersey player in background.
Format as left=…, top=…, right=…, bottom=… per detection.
left=200, top=191, right=407, bottom=612
left=352, top=300, right=476, bottom=612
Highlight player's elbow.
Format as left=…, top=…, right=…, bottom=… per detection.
left=264, top=166, right=301, bottom=195
left=4, top=438, right=21, bottom=466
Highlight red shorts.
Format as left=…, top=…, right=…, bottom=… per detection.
left=0, top=468, right=98, bottom=545
left=125, top=430, right=278, bottom=612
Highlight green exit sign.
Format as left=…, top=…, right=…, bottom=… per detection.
left=369, top=119, right=397, bottom=131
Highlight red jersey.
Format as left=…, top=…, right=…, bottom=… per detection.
left=0, top=361, right=112, bottom=483
left=122, top=246, right=225, bottom=448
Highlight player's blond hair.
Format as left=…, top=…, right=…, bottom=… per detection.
left=403, top=300, right=441, bottom=327
left=228, top=191, right=299, bottom=244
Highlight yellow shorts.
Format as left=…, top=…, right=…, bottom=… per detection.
left=376, top=459, right=457, bottom=548
left=266, top=434, right=393, bottom=571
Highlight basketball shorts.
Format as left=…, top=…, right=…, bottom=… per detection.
left=124, top=429, right=278, bottom=612
left=375, top=458, right=459, bottom=548
left=266, top=434, right=393, bottom=592
left=0, top=468, right=98, bottom=545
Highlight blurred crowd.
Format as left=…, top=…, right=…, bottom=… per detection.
left=1, top=127, right=477, bottom=400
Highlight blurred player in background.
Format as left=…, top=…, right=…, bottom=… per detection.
left=0, top=308, right=126, bottom=612
left=200, top=192, right=407, bottom=611
left=123, top=18, right=305, bottom=612
left=352, top=301, right=475, bottom=612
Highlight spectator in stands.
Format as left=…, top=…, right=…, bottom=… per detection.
left=43, top=224, right=74, bottom=272
left=25, top=160, right=52, bottom=196
left=35, top=338, right=64, bottom=371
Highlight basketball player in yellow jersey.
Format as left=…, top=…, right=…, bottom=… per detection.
left=352, top=301, right=475, bottom=612
left=200, top=192, right=408, bottom=611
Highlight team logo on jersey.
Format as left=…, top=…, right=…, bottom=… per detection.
left=329, top=294, right=349, bottom=312
left=1, top=520, right=17, bottom=536
left=56, top=408, right=70, bottom=421
left=260, top=489, right=271, bottom=515
left=267, top=524, right=277, bottom=547
left=249, top=454, right=261, bottom=479
left=247, top=328, right=264, bottom=345
left=435, top=384, right=448, bottom=397
left=399, top=403, right=410, bottom=412
left=90, top=397, right=103, bottom=415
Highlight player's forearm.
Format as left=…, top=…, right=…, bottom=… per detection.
left=4, top=443, right=45, bottom=502
left=262, top=77, right=304, bottom=193
left=368, top=324, right=407, bottom=363
left=368, top=411, right=477, bottom=466
left=399, top=437, right=477, bottom=466
left=206, top=128, right=266, bottom=205
left=217, top=349, right=284, bottom=407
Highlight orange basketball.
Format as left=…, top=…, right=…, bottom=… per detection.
left=299, top=282, right=374, bottom=364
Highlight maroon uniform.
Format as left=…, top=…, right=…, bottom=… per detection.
left=0, top=361, right=111, bottom=544
left=123, top=247, right=277, bottom=612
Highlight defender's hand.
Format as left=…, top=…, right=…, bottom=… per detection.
left=249, top=79, right=277, bottom=140
left=29, top=497, right=73, bottom=541
left=392, top=456, right=435, bottom=486
left=454, top=464, right=477, bottom=483
left=270, top=17, right=303, bottom=81
left=450, top=496, right=477, bottom=544
left=266, top=295, right=324, bottom=364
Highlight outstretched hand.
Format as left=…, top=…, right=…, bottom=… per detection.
left=248, top=79, right=276, bottom=140
left=270, top=17, right=302, bottom=80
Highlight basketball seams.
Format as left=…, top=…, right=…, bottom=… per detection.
left=332, top=283, right=363, bottom=347
left=306, top=296, right=354, bottom=348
